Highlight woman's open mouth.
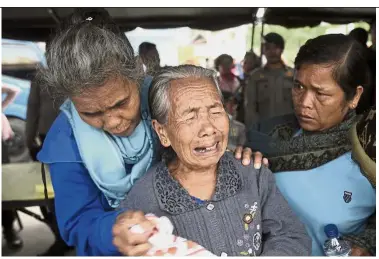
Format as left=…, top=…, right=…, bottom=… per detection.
left=193, top=142, right=220, bottom=156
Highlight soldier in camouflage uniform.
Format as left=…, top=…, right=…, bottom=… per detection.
left=244, top=33, right=294, bottom=130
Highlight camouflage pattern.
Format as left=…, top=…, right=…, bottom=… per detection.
left=244, top=65, right=294, bottom=130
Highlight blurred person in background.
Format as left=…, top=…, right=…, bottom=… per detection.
left=368, top=20, right=376, bottom=106
left=213, top=54, right=248, bottom=150
left=2, top=84, right=23, bottom=249
left=138, top=42, right=161, bottom=76
left=349, top=27, right=375, bottom=114
left=244, top=33, right=294, bottom=130
left=214, top=54, right=240, bottom=95
left=26, top=52, right=71, bottom=254
left=26, top=40, right=63, bottom=161
left=235, top=51, right=261, bottom=123
left=214, top=54, right=240, bottom=116
left=242, top=51, right=261, bottom=79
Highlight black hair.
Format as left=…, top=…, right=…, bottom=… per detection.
left=263, top=32, right=285, bottom=50
left=138, top=42, right=157, bottom=57
left=244, top=51, right=262, bottom=68
left=349, top=28, right=368, bottom=46
left=214, top=54, right=233, bottom=71
left=294, top=34, right=371, bottom=101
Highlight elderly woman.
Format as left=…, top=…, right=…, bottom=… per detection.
left=36, top=8, right=261, bottom=256
left=246, top=34, right=376, bottom=256
left=118, top=65, right=311, bottom=256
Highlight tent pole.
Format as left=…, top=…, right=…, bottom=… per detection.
left=259, top=20, right=265, bottom=64
left=251, top=22, right=256, bottom=51
left=47, top=8, right=60, bottom=25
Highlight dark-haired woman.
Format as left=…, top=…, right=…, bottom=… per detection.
left=246, top=34, right=376, bottom=255
left=37, top=8, right=263, bottom=256
left=214, top=54, right=240, bottom=116
left=215, top=54, right=240, bottom=95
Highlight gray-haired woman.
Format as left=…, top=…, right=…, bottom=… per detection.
left=118, top=65, right=311, bottom=256
left=36, top=8, right=264, bottom=256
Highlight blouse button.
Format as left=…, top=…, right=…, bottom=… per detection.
left=206, top=203, right=215, bottom=211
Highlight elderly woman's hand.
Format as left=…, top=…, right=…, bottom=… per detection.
left=112, top=210, right=155, bottom=256
left=234, top=146, right=269, bottom=169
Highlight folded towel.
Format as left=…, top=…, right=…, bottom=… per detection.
left=130, top=214, right=216, bottom=256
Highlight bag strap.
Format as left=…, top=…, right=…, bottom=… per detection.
left=41, top=163, right=51, bottom=213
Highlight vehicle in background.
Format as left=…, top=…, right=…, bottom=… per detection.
left=2, top=39, right=47, bottom=162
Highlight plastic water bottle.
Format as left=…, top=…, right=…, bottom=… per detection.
left=323, top=224, right=351, bottom=256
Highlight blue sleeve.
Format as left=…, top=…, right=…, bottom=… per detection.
left=49, top=161, right=126, bottom=256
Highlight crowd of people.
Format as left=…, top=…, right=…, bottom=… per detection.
left=1, top=7, right=376, bottom=257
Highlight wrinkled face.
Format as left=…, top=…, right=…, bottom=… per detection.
left=153, top=78, right=230, bottom=170
left=292, top=64, right=362, bottom=131
left=263, top=43, right=282, bottom=64
left=71, top=77, right=141, bottom=136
